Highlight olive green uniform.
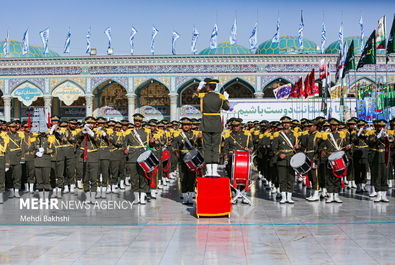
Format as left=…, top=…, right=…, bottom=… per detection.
left=108, top=129, right=125, bottom=185
left=77, top=131, right=100, bottom=192
left=198, top=91, right=230, bottom=163
left=300, top=131, right=320, bottom=190
left=367, top=131, right=390, bottom=192
left=32, top=134, right=53, bottom=191
left=5, top=132, right=25, bottom=189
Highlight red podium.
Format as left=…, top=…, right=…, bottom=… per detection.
left=196, top=177, right=232, bottom=218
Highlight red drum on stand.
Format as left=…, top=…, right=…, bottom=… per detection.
left=161, top=148, right=171, bottom=178
left=137, top=150, right=159, bottom=173
left=231, top=150, right=251, bottom=191
left=328, top=151, right=348, bottom=177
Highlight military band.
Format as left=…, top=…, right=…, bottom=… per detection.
left=0, top=110, right=394, bottom=206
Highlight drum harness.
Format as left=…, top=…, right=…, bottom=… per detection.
left=328, top=132, right=348, bottom=178
left=134, top=129, right=159, bottom=188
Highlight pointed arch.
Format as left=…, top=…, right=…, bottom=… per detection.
left=11, top=80, right=44, bottom=94
left=52, top=79, right=85, bottom=92
left=220, top=78, right=255, bottom=98
left=177, top=78, right=200, bottom=106
left=135, top=79, right=170, bottom=107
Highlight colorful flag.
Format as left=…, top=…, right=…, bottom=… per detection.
left=360, top=16, right=365, bottom=53
left=191, top=26, right=199, bottom=54
left=338, top=22, right=344, bottom=55
left=273, top=83, right=292, bottom=99
left=289, top=82, right=299, bottom=98
left=249, top=23, right=258, bottom=51
left=298, top=10, right=304, bottom=50
left=22, top=29, right=29, bottom=55
left=172, top=31, right=180, bottom=55
left=321, top=22, right=326, bottom=53
left=3, top=31, right=9, bottom=57
left=63, top=28, right=71, bottom=54
left=376, top=16, right=386, bottom=49
left=387, top=15, right=395, bottom=63
left=210, top=24, right=218, bottom=49
left=104, top=27, right=112, bottom=49
left=230, top=19, right=237, bottom=45
left=39, top=27, right=50, bottom=54
left=86, top=27, right=91, bottom=54
left=309, top=68, right=319, bottom=97
left=319, top=59, right=329, bottom=79
left=129, top=26, right=137, bottom=55
left=272, top=18, right=280, bottom=43
left=150, top=26, right=159, bottom=55
left=357, top=30, right=376, bottom=70
left=342, top=40, right=355, bottom=78
left=304, top=73, right=311, bottom=98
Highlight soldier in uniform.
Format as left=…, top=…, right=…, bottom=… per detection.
left=195, top=78, right=230, bottom=176
left=32, top=131, right=53, bottom=200
left=108, top=121, right=125, bottom=198
left=300, top=120, right=321, bottom=201
left=172, top=118, right=200, bottom=204
left=354, top=120, right=370, bottom=193
left=124, top=113, right=152, bottom=204
left=22, top=123, right=36, bottom=193
left=0, top=125, right=7, bottom=203
left=5, top=121, right=25, bottom=198
left=96, top=117, right=111, bottom=198
left=366, top=119, right=391, bottom=202
left=272, top=116, right=299, bottom=204
left=223, top=118, right=253, bottom=179
left=319, top=118, right=351, bottom=203
left=78, top=116, right=100, bottom=203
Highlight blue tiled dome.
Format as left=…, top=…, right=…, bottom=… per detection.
left=325, top=35, right=385, bottom=54
left=199, top=42, right=252, bottom=55
left=255, top=35, right=318, bottom=54
left=0, top=40, right=60, bottom=58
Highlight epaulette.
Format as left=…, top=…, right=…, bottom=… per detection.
left=365, top=130, right=376, bottom=136
left=223, top=132, right=230, bottom=139
left=144, top=128, right=151, bottom=134
left=71, top=129, right=80, bottom=136
left=254, top=130, right=260, bottom=136
left=116, top=131, right=124, bottom=137
left=173, top=130, right=181, bottom=138
left=17, top=131, right=25, bottom=139
left=339, top=130, right=348, bottom=139
left=192, top=130, right=201, bottom=136
left=106, top=128, right=114, bottom=135
left=123, top=129, right=132, bottom=136
left=48, top=134, right=56, bottom=144
left=272, top=132, right=280, bottom=138
left=319, top=131, right=329, bottom=140
left=302, top=131, right=309, bottom=135
left=244, top=130, right=251, bottom=136
left=217, top=92, right=226, bottom=100
left=60, top=128, right=67, bottom=134
left=1, top=133, right=10, bottom=144
left=387, top=130, right=395, bottom=135
left=28, top=136, right=37, bottom=144
left=197, top=93, right=206, bottom=98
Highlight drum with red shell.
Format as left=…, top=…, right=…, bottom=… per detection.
left=137, top=150, right=159, bottom=173
left=328, top=151, right=348, bottom=177
left=231, top=150, right=251, bottom=190
left=183, top=149, right=204, bottom=172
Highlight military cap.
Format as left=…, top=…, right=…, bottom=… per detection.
left=346, top=119, right=357, bottom=125
left=204, top=78, right=219, bottom=84
left=357, top=119, right=367, bottom=126
left=231, top=118, right=243, bottom=126
left=85, top=116, right=96, bottom=123
left=97, top=117, right=107, bottom=124
left=8, top=121, right=17, bottom=127
left=128, top=123, right=135, bottom=128
left=69, top=119, right=78, bottom=125
left=329, top=118, right=340, bottom=125
left=22, top=122, right=30, bottom=128
left=120, top=119, right=129, bottom=126
left=14, top=119, right=21, bottom=124
left=51, top=116, right=60, bottom=122
left=107, top=120, right=116, bottom=126
left=374, top=119, right=386, bottom=126
left=115, top=122, right=122, bottom=128
left=280, top=116, right=293, bottom=124
left=180, top=117, right=192, bottom=125
left=59, top=121, right=68, bottom=127
left=133, top=113, right=144, bottom=121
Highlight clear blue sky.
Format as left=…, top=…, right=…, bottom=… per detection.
left=1, top=0, right=393, bottom=56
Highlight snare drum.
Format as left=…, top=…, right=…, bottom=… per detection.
left=232, top=150, right=251, bottom=189
left=290, top=153, right=311, bottom=175
left=328, top=151, right=348, bottom=173
left=137, top=150, right=159, bottom=173
left=183, top=149, right=204, bottom=171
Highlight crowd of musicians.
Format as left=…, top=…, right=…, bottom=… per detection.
left=0, top=77, right=393, bottom=206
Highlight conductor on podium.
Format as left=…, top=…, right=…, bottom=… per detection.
left=196, top=78, right=230, bottom=176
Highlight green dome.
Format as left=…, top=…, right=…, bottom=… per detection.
left=199, top=42, right=252, bottom=55
left=324, top=35, right=385, bottom=54
left=0, top=40, right=60, bottom=58
left=255, top=35, right=318, bottom=54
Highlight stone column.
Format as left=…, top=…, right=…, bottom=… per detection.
left=44, top=95, right=52, bottom=119
left=85, top=94, right=93, bottom=117
left=3, top=95, right=11, bottom=122
left=127, top=93, right=136, bottom=121
left=169, top=93, right=178, bottom=121
left=254, top=92, right=264, bottom=99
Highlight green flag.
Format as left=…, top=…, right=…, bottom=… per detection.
left=387, top=14, right=395, bottom=63
left=342, top=40, right=355, bottom=78
left=357, top=30, right=376, bottom=70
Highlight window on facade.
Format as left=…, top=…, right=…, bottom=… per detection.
left=94, top=82, right=127, bottom=107
left=139, top=81, right=170, bottom=106
left=181, top=83, right=199, bottom=105
left=222, top=82, right=254, bottom=98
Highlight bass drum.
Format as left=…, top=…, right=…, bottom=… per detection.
left=232, top=150, right=251, bottom=189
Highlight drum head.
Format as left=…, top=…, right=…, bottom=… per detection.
left=290, top=153, right=307, bottom=168
left=137, top=150, right=152, bottom=163
left=328, top=151, right=345, bottom=161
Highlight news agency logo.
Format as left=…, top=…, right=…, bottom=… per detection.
left=20, top=198, right=134, bottom=210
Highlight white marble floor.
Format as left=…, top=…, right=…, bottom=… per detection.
left=0, top=180, right=394, bottom=265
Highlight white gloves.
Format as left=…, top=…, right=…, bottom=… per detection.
left=39, top=147, right=44, bottom=153
left=83, top=125, right=95, bottom=137
left=36, top=152, right=43, bottom=157
left=223, top=91, right=229, bottom=100
left=50, top=124, right=57, bottom=134
left=20, top=161, right=25, bottom=164
left=5, top=168, right=9, bottom=172
left=197, top=81, right=206, bottom=91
